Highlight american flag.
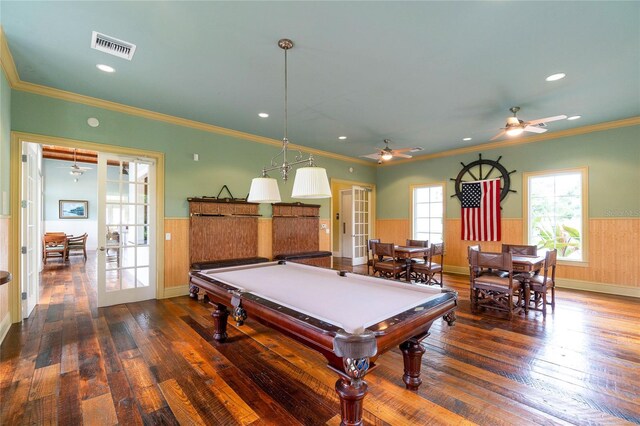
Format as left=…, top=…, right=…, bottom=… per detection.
left=461, top=178, right=501, bottom=241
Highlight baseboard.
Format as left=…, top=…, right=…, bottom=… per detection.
left=444, top=265, right=639, bottom=298
left=332, top=251, right=340, bottom=257
left=555, top=278, right=640, bottom=298
left=162, top=284, right=189, bottom=299
left=444, top=265, right=468, bottom=275
left=0, top=312, right=11, bottom=345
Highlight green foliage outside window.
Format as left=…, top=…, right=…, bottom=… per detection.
left=529, top=173, right=583, bottom=260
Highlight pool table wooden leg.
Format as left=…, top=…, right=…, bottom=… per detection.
left=211, top=303, right=229, bottom=342
left=400, top=337, right=426, bottom=390
left=335, top=377, right=368, bottom=426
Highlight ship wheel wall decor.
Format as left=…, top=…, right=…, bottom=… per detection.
left=450, top=154, right=516, bottom=203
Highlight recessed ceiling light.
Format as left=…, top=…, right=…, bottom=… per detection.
left=545, top=73, right=566, bottom=82
left=567, top=115, right=582, bottom=120
left=258, top=112, right=269, bottom=118
left=96, top=64, right=115, bottom=73
left=338, top=136, right=347, bottom=140
left=463, top=137, right=472, bottom=141
left=87, top=117, right=100, bottom=127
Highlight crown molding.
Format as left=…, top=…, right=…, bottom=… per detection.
left=0, top=27, right=19, bottom=86
left=381, top=116, right=640, bottom=167
left=0, top=27, right=372, bottom=168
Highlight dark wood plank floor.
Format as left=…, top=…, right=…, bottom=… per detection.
left=1, top=254, right=639, bottom=425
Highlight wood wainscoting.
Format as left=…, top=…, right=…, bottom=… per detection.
left=163, top=217, right=332, bottom=291
left=0, top=216, right=10, bottom=343
left=376, top=217, right=640, bottom=292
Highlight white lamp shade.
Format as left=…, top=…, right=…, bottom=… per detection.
left=291, top=167, right=331, bottom=199
left=247, top=177, right=281, bottom=203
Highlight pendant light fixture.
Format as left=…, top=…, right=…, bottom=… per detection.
left=247, top=39, right=331, bottom=203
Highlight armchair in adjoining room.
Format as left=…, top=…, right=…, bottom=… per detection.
left=66, top=233, right=88, bottom=261
left=42, top=234, right=68, bottom=265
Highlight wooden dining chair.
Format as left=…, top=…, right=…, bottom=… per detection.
left=66, top=233, right=88, bottom=261
left=470, top=251, right=520, bottom=319
left=42, top=234, right=68, bottom=265
left=371, top=242, right=405, bottom=279
left=527, top=249, right=557, bottom=317
left=411, top=242, right=444, bottom=286
left=366, top=238, right=381, bottom=275
left=467, top=245, right=481, bottom=302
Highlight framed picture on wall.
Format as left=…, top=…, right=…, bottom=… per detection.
left=59, top=200, right=88, bottom=219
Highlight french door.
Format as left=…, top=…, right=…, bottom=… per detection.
left=97, top=153, right=156, bottom=307
left=20, top=142, right=41, bottom=318
left=351, top=186, right=370, bottom=266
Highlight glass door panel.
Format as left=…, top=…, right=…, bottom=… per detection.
left=97, top=154, right=155, bottom=307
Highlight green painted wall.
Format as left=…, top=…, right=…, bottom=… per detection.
left=0, top=69, right=10, bottom=215
left=376, top=125, right=640, bottom=219
left=10, top=91, right=376, bottom=218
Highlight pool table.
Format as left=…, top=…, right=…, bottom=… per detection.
left=189, top=261, right=457, bottom=426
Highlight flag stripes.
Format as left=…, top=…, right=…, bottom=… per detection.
left=461, top=178, right=501, bottom=241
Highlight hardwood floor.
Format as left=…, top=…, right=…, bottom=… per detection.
left=1, top=254, right=639, bottom=425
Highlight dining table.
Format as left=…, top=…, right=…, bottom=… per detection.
left=394, top=245, right=430, bottom=281
left=511, top=254, right=546, bottom=313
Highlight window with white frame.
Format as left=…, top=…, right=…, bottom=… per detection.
left=411, top=184, right=444, bottom=244
left=525, top=168, right=587, bottom=262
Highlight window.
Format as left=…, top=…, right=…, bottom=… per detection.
left=525, top=168, right=587, bottom=262
left=411, top=184, right=444, bottom=244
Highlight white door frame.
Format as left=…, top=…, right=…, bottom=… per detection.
left=9, top=132, right=165, bottom=324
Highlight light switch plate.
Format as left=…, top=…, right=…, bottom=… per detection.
left=165, top=233, right=171, bottom=240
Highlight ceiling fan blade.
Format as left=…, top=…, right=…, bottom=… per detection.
left=527, top=115, right=567, bottom=125
left=392, top=147, right=416, bottom=154
left=360, top=153, right=382, bottom=160
left=524, top=125, right=547, bottom=134
left=490, top=130, right=507, bottom=141
left=393, top=153, right=413, bottom=159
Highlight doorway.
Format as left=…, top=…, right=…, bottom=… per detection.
left=337, top=184, right=373, bottom=266
left=340, top=190, right=353, bottom=259
left=11, top=133, right=165, bottom=322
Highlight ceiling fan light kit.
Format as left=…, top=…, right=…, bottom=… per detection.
left=247, top=38, right=331, bottom=203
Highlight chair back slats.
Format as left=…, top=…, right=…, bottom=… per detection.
left=471, top=251, right=512, bottom=272
left=430, top=242, right=444, bottom=257
left=502, top=244, right=537, bottom=256
left=43, top=234, right=67, bottom=246
left=405, top=239, right=428, bottom=247
left=372, top=242, right=395, bottom=259
left=544, top=249, right=557, bottom=280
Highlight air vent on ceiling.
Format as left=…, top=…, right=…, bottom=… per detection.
left=91, top=31, right=136, bottom=60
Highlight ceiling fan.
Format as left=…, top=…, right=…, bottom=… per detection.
left=58, top=149, right=93, bottom=176
left=361, top=139, right=423, bottom=164
left=490, top=106, right=567, bottom=141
